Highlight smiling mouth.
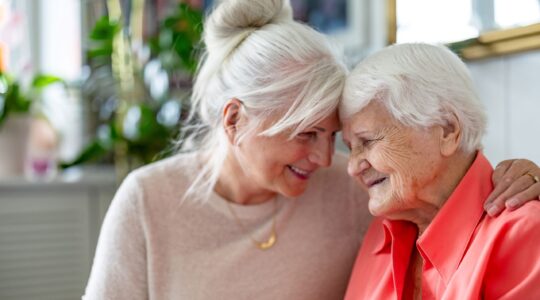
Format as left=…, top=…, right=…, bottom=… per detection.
left=288, top=165, right=311, bottom=180
left=367, top=177, right=387, bottom=188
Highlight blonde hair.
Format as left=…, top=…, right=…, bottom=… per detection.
left=179, top=0, right=346, bottom=201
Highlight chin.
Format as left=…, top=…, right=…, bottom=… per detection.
left=368, top=197, right=391, bottom=217
left=280, top=185, right=307, bottom=198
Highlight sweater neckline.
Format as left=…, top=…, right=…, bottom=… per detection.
left=208, top=192, right=289, bottom=220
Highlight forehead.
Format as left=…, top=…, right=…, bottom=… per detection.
left=315, top=110, right=340, bottom=129
left=343, top=101, right=395, bottom=134
left=260, top=109, right=341, bottom=138
left=294, top=109, right=341, bottom=134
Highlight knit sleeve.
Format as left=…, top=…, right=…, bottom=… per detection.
left=82, top=172, right=148, bottom=299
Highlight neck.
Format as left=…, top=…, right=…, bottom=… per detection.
left=214, top=151, right=276, bottom=205
left=399, top=151, right=477, bottom=236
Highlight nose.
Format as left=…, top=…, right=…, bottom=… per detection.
left=308, top=138, right=334, bottom=167
left=347, top=153, right=370, bottom=178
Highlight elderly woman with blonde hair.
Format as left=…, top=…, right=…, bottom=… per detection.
left=343, top=43, right=540, bottom=299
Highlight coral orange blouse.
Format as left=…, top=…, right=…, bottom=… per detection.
left=345, top=153, right=540, bottom=300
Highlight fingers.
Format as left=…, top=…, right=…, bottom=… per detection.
left=485, top=159, right=539, bottom=216
left=483, top=180, right=512, bottom=216
left=504, top=181, right=540, bottom=211
left=485, top=175, right=537, bottom=216
left=485, top=160, right=519, bottom=212
left=491, top=159, right=512, bottom=185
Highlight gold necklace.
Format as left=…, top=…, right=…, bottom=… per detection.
left=226, top=198, right=278, bottom=250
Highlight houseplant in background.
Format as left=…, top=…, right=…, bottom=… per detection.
left=62, top=1, right=203, bottom=180
left=0, top=72, right=64, bottom=178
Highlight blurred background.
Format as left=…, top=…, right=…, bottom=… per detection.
left=0, top=0, right=539, bottom=299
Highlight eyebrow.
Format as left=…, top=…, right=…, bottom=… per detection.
left=313, top=127, right=326, bottom=132
left=354, top=130, right=370, bottom=135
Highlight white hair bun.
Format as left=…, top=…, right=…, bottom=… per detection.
left=204, top=0, right=293, bottom=53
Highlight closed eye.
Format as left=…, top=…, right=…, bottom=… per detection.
left=297, top=131, right=317, bottom=141
left=362, top=137, right=382, bottom=147
left=362, top=139, right=374, bottom=147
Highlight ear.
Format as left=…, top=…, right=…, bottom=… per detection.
left=222, top=98, right=244, bottom=144
left=439, top=112, right=462, bottom=157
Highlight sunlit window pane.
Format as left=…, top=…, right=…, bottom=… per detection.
left=397, top=0, right=478, bottom=43
left=495, top=0, right=540, bottom=28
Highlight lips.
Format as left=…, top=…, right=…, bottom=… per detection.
left=365, top=177, right=387, bottom=188
left=288, top=165, right=312, bottom=180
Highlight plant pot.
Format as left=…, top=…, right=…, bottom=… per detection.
left=0, top=115, right=31, bottom=179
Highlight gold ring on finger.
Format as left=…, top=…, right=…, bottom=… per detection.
left=526, top=173, right=540, bottom=184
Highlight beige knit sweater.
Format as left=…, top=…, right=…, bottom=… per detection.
left=83, top=152, right=372, bottom=300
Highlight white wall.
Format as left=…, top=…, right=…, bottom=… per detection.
left=468, top=50, right=540, bottom=165
left=37, top=0, right=83, bottom=162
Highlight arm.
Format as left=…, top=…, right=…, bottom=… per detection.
left=484, top=159, right=540, bottom=216
left=83, top=173, right=148, bottom=300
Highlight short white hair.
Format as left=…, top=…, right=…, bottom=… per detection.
left=180, top=0, right=346, bottom=201
left=340, top=43, right=486, bottom=153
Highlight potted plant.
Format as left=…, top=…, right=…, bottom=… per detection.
left=0, top=72, right=63, bottom=178
left=63, top=2, right=203, bottom=180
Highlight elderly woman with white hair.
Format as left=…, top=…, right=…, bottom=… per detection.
left=83, top=0, right=540, bottom=298
left=343, top=43, right=540, bottom=299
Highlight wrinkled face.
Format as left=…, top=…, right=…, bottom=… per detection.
left=236, top=110, right=340, bottom=198
left=342, top=101, right=444, bottom=218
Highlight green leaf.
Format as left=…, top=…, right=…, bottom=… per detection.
left=7, top=83, right=32, bottom=113
left=31, top=74, right=64, bottom=89
left=59, top=139, right=111, bottom=169
left=0, top=74, right=8, bottom=126
left=0, top=95, right=7, bottom=127
left=87, top=43, right=114, bottom=59
left=90, top=16, right=121, bottom=41
left=152, top=2, right=203, bottom=76
left=120, top=104, right=169, bottom=143
left=86, top=16, right=120, bottom=62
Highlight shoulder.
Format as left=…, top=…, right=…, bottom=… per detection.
left=111, top=152, right=200, bottom=216
left=478, top=202, right=540, bottom=298
left=130, top=151, right=198, bottom=183
left=127, top=152, right=199, bottom=196
left=477, top=201, right=540, bottom=263
left=484, top=201, right=540, bottom=234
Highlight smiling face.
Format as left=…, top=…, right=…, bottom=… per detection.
left=232, top=110, right=340, bottom=199
left=342, top=101, right=447, bottom=219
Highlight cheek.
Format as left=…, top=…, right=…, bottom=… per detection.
left=372, top=134, right=415, bottom=177
left=281, top=142, right=312, bottom=162
left=381, top=137, right=440, bottom=201
left=371, top=135, right=422, bottom=199
left=261, top=144, right=308, bottom=174
left=240, top=141, right=279, bottom=174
